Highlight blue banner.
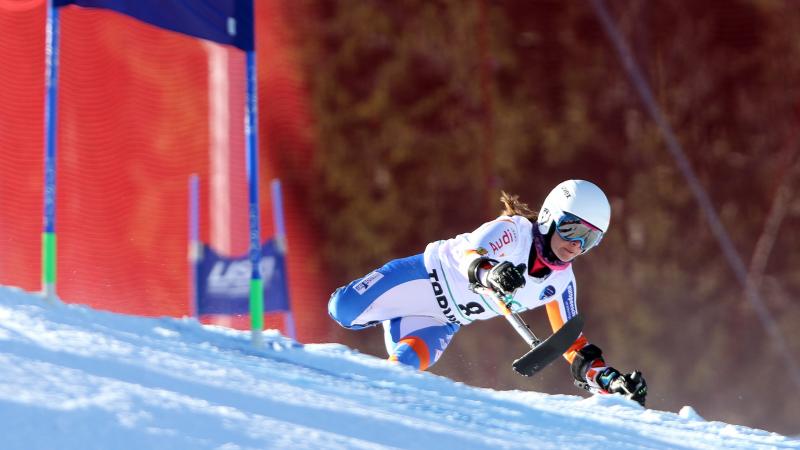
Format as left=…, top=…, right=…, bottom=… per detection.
left=196, top=239, right=290, bottom=315
left=55, top=0, right=254, bottom=51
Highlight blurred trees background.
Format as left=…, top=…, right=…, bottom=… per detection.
left=297, top=0, right=800, bottom=434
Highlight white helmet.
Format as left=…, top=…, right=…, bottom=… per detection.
left=537, top=180, right=611, bottom=236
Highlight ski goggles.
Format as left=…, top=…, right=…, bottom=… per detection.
left=555, top=213, right=604, bottom=251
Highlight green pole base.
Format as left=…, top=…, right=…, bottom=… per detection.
left=42, top=232, right=57, bottom=302
left=250, top=278, right=264, bottom=346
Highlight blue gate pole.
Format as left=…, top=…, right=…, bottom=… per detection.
left=188, top=174, right=200, bottom=318
left=271, top=179, right=296, bottom=340
left=42, top=0, right=60, bottom=303
left=245, top=49, right=263, bottom=347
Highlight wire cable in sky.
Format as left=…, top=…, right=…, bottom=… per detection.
left=589, top=0, right=800, bottom=388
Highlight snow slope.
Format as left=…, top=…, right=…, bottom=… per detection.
left=0, top=285, right=797, bottom=450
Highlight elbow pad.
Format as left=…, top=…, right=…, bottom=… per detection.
left=570, top=344, right=604, bottom=383
left=467, top=257, right=497, bottom=288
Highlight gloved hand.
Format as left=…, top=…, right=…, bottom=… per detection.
left=596, top=367, right=648, bottom=406
left=485, top=261, right=527, bottom=295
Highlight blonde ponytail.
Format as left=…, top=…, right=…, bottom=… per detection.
left=499, top=191, right=537, bottom=220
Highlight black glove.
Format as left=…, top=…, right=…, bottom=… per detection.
left=597, top=367, right=648, bottom=406
left=467, top=257, right=526, bottom=295
left=485, top=261, right=526, bottom=295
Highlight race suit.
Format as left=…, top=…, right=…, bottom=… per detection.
left=328, top=215, right=589, bottom=371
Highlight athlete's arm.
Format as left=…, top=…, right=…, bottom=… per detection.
left=545, top=284, right=630, bottom=395
left=457, top=217, right=523, bottom=275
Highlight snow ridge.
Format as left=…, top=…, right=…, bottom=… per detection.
left=0, top=286, right=796, bottom=450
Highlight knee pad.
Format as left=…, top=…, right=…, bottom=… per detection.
left=328, top=287, right=377, bottom=330
left=327, top=287, right=352, bottom=327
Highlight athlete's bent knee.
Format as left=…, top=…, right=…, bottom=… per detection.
left=327, top=287, right=352, bottom=327
left=328, top=286, right=376, bottom=330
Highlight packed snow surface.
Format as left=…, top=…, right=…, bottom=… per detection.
left=0, top=285, right=797, bottom=449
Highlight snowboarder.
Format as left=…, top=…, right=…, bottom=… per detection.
left=328, top=180, right=647, bottom=405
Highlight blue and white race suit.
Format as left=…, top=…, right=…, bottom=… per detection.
left=328, top=215, right=581, bottom=370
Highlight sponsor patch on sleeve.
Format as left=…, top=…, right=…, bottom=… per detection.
left=489, top=227, right=518, bottom=256
left=354, top=271, right=384, bottom=295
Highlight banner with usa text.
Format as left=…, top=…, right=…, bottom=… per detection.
left=196, top=239, right=290, bottom=315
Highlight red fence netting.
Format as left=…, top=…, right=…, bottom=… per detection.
left=0, top=1, right=333, bottom=342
